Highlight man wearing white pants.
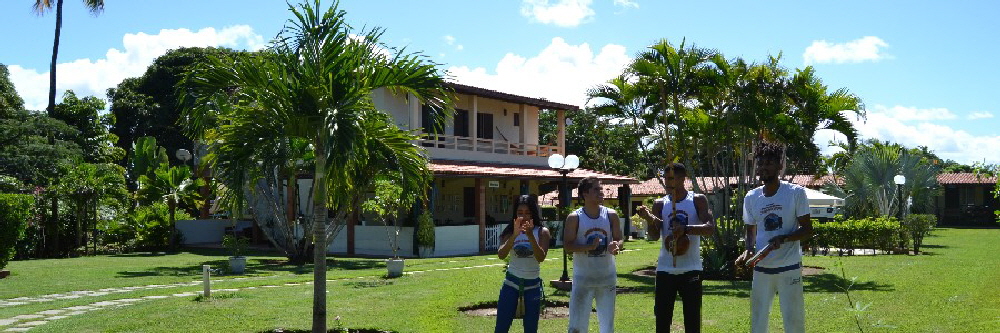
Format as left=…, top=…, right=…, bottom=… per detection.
left=564, top=176, right=623, bottom=333
left=737, top=142, right=813, bottom=333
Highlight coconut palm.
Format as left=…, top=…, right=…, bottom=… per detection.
left=32, top=0, right=105, bottom=114
left=180, top=1, right=452, bottom=331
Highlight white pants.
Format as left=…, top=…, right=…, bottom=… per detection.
left=568, top=284, right=616, bottom=333
left=750, top=268, right=805, bottom=333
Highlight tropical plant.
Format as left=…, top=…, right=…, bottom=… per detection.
left=362, top=178, right=413, bottom=259
left=414, top=209, right=435, bottom=250
left=32, top=0, right=105, bottom=114
left=904, top=214, right=936, bottom=254
left=179, top=1, right=452, bottom=331
left=824, top=142, right=941, bottom=218
left=53, top=161, right=128, bottom=250
left=137, top=164, right=202, bottom=248
left=222, top=234, right=249, bottom=258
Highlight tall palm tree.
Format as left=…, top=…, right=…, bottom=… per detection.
left=181, top=1, right=452, bottom=331
left=32, top=0, right=105, bottom=114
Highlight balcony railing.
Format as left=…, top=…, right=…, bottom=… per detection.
left=416, top=133, right=560, bottom=157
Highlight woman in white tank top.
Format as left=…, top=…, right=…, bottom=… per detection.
left=495, top=194, right=550, bottom=333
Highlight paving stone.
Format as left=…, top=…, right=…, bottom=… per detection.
left=116, top=298, right=142, bottom=303
left=65, top=311, right=87, bottom=316
left=92, top=301, right=119, bottom=307
left=89, top=292, right=109, bottom=296
left=34, top=310, right=63, bottom=315
left=10, top=316, right=41, bottom=320
left=64, top=306, right=93, bottom=311
left=2, top=302, right=26, bottom=306
left=217, top=289, right=239, bottom=292
left=56, top=295, right=81, bottom=299
left=45, top=316, right=67, bottom=321
left=17, top=321, right=46, bottom=327
left=0, top=319, right=18, bottom=326
left=142, top=296, right=169, bottom=299
left=4, top=327, right=33, bottom=332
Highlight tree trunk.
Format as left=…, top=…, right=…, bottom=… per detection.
left=168, top=197, right=176, bottom=249
left=47, top=0, right=64, bottom=114
left=311, top=139, right=328, bottom=333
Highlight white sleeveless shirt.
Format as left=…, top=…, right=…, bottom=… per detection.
left=507, top=227, right=542, bottom=279
left=572, top=206, right=617, bottom=287
left=657, top=191, right=703, bottom=273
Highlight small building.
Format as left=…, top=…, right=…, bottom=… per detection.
left=935, top=173, right=998, bottom=226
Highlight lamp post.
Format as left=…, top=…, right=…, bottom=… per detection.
left=894, top=174, right=906, bottom=220
left=549, top=153, right=579, bottom=282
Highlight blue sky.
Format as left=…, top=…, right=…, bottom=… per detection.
left=2, top=0, right=998, bottom=164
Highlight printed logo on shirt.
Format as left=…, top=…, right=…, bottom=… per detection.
left=763, top=213, right=783, bottom=231
left=667, top=210, right=690, bottom=226
left=583, top=228, right=609, bottom=257
left=759, top=203, right=783, bottom=215
left=513, top=239, right=534, bottom=258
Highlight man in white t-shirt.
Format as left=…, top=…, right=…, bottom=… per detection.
left=737, top=142, right=813, bottom=333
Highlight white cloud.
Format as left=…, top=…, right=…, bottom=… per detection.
left=613, top=0, right=639, bottom=9
left=9, top=25, right=265, bottom=111
left=815, top=110, right=1000, bottom=165
left=521, top=0, right=595, bottom=27
left=446, top=37, right=630, bottom=108
left=870, top=104, right=957, bottom=121
left=803, top=36, right=889, bottom=65
left=443, top=35, right=463, bottom=51
left=968, top=111, right=994, bottom=120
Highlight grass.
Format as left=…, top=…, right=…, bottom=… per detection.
left=3, top=228, right=999, bottom=332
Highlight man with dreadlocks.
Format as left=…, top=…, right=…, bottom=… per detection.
left=737, top=142, right=813, bottom=333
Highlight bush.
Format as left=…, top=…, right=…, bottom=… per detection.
left=414, top=210, right=435, bottom=248
left=905, top=214, right=936, bottom=253
left=127, top=203, right=193, bottom=250
left=0, top=175, right=25, bottom=194
left=1, top=194, right=34, bottom=270
left=809, top=216, right=907, bottom=255
left=701, top=217, right=747, bottom=280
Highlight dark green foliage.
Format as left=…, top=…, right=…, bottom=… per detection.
left=0, top=194, right=34, bottom=270
left=700, top=217, right=746, bottom=279
left=0, top=64, right=24, bottom=115
left=123, top=202, right=193, bottom=250
left=414, top=210, right=435, bottom=248
left=108, top=47, right=240, bottom=170
left=904, top=214, right=936, bottom=253
left=51, top=91, right=124, bottom=164
left=809, top=217, right=909, bottom=255
left=0, top=175, right=25, bottom=194
left=0, top=109, right=83, bottom=185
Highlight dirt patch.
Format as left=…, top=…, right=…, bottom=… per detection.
left=460, top=300, right=572, bottom=319
left=615, top=286, right=644, bottom=294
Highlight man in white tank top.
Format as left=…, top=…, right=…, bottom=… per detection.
left=563, top=176, right=623, bottom=333
left=736, top=143, right=813, bottom=333
left=638, top=163, right=715, bottom=333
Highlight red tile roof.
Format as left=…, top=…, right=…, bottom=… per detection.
left=937, top=173, right=998, bottom=185
left=429, top=160, right=637, bottom=184
left=448, top=82, right=580, bottom=111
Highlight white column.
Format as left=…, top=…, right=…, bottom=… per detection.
left=472, top=96, right=479, bottom=149
left=408, top=93, right=420, bottom=132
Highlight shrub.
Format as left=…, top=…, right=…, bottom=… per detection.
left=128, top=203, right=193, bottom=250
left=223, top=234, right=249, bottom=257
left=905, top=214, right=936, bottom=253
left=0, top=194, right=34, bottom=270
left=809, top=216, right=907, bottom=255
left=414, top=210, right=435, bottom=248
left=701, top=217, right=747, bottom=280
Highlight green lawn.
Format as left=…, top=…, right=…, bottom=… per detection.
left=3, top=228, right=1000, bottom=332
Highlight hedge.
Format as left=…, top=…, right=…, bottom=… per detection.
left=809, top=216, right=908, bottom=254
left=1, top=194, right=34, bottom=270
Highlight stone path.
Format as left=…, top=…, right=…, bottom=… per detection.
left=0, top=249, right=646, bottom=331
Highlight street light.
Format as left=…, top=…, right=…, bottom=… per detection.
left=894, top=175, right=906, bottom=220
left=548, top=153, right=579, bottom=282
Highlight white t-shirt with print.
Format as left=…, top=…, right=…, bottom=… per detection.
left=743, top=181, right=810, bottom=268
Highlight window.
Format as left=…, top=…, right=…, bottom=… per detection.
left=463, top=187, right=476, bottom=217
left=421, top=105, right=443, bottom=135
left=476, top=113, right=494, bottom=139
left=513, top=113, right=520, bottom=126
left=454, top=109, right=469, bottom=137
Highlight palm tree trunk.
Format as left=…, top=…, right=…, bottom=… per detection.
left=311, top=139, right=328, bottom=333
left=168, top=197, right=176, bottom=248
left=47, top=0, right=64, bottom=114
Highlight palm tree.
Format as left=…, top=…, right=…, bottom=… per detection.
left=824, top=143, right=940, bottom=218
left=32, top=0, right=105, bottom=114
left=181, top=1, right=452, bottom=331
left=137, top=164, right=202, bottom=248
